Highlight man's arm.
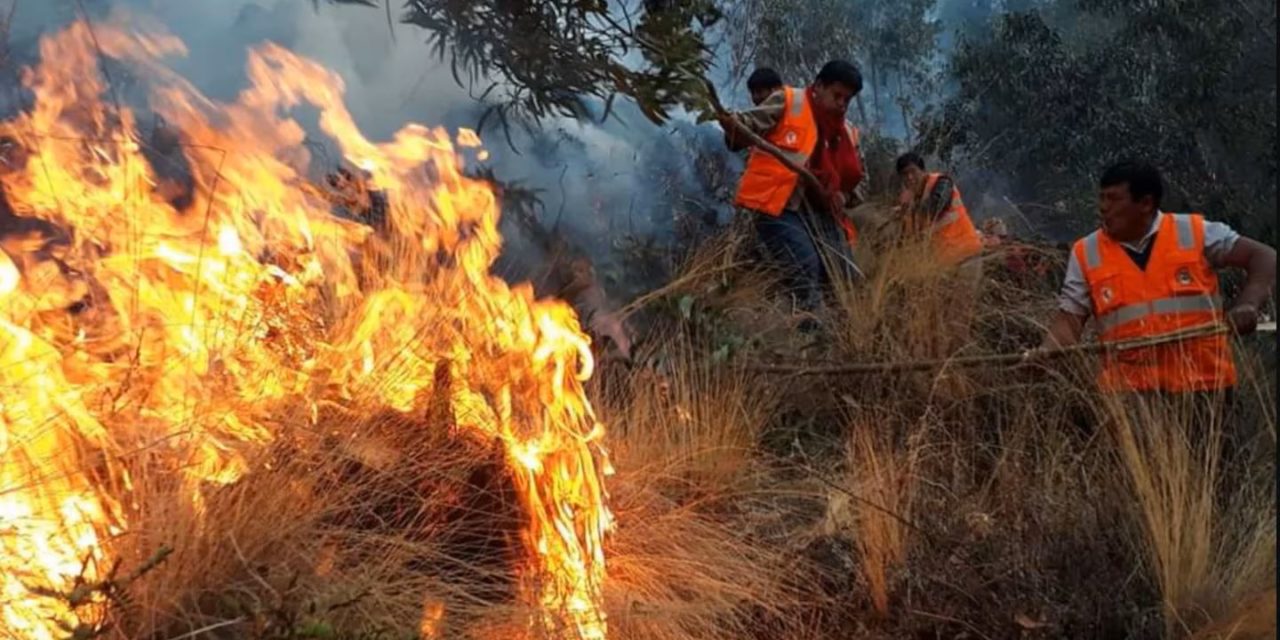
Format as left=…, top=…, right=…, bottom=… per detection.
left=720, top=91, right=786, bottom=152
left=1040, top=252, right=1092, bottom=349
left=1216, top=236, right=1275, bottom=309
left=1042, top=311, right=1087, bottom=349
left=1214, top=236, right=1276, bottom=334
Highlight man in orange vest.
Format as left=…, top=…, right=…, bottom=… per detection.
left=1040, top=161, right=1275, bottom=394
left=720, top=60, right=865, bottom=311
left=894, top=152, right=984, bottom=265
left=893, top=153, right=985, bottom=353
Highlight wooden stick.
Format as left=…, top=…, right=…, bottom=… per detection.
left=744, top=323, right=1233, bottom=376
left=702, top=81, right=830, bottom=203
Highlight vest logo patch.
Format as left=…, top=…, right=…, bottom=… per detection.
left=1176, top=268, right=1193, bottom=285
left=1101, top=286, right=1113, bottom=303
left=784, top=131, right=797, bottom=145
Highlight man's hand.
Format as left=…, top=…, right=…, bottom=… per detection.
left=828, top=191, right=847, bottom=214
left=1227, top=303, right=1259, bottom=335
left=590, top=311, right=632, bottom=362
left=1041, top=310, right=1087, bottom=350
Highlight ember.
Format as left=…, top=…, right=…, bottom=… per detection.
left=0, top=19, right=610, bottom=639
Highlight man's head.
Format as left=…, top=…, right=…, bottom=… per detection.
left=895, top=152, right=927, bottom=192
left=811, top=60, right=862, bottom=115
left=1098, top=160, right=1162, bottom=241
left=746, top=67, right=784, bottom=105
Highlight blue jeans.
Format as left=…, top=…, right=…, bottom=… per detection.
left=754, top=209, right=828, bottom=311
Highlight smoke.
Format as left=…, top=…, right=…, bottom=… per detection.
left=2, top=0, right=741, bottom=296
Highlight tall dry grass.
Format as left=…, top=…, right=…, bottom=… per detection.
left=820, top=412, right=924, bottom=619
left=51, top=215, right=1274, bottom=640
left=656, top=214, right=1276, bottom=638
left=1101, top=389, right=1276, bottom=637
left=72, top=243, right=816, bottom=640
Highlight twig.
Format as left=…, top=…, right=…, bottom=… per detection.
left=744, top=323, right=1232, bottom=376
left=229, top=535, right=279, bottom=601
left=162, top=618, right=248, bottom=640
left=800, top=462, right=935, bottom=544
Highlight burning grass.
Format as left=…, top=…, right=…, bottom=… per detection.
left=0, top=18, right=1274, bottom=640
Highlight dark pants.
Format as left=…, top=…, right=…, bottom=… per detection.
left=754, top=208, right=858, bottom=311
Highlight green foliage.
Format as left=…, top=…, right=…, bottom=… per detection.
left=919, top=1, right=1277, bottom=240
left=394, top=0, right=721, bottom=134
left=723, top=0, right=940, bottom=131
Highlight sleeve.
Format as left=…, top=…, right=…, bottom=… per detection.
left=1056, top=251, right=1093, bottom=317
left=924, top=176, right=953, bottom=219
left=724, top=128, right=748, bottom=152
left=1201, top=218, right=1241, bottom=267
left=729, top=91, right=786, bottom=136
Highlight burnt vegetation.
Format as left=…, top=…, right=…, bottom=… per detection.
left=0, top=1, right=1273, bottom=639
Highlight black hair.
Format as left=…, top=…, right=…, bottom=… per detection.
left=746, top=67, right=783, bottom=93
left=1099, top=160, right=1163, bottom=207
left=814, top=60, right=863, bottom=94
left=895, top=152, right=925, bottom=174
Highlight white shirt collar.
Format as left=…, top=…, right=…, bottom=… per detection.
left=1116, top=210, right=1163, bottom=252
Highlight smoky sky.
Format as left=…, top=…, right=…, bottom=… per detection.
left=3, top=0, right=743, bottom=277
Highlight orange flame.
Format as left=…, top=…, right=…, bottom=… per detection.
left=0, top=20, right=611, bottom=639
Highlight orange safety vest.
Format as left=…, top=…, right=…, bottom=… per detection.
left=912, top=173, right=982, bottom=263
left=1074, top=213, right=1236, bottom=392
left=733, top=86, right=819, bottom=216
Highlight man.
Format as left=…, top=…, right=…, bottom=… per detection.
left=720, top=59, right=865, bottom=310
left=894, top=152, right=984, bottom=265
left=1041, top=161, right=1275, bottom=395
left=746, top=67, right=784, bottom=106
left=724, top=68, right=784, bottom=152
left=892, top=153, right=985, bottom=355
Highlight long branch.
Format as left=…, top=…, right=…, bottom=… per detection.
left=744, top=323, right=1243, bottom=376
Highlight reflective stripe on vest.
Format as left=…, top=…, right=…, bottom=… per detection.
left=1082, top=231, right=1102, bottom=269
left=1096, top=294, right=1223, bottom=332
left=1174, top=214, right=1194, bottom=249
left=791, top=91, right=807, bottom=116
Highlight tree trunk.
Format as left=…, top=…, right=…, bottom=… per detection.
left=897, top=73, right=912, bottom=146
left=870, top=58, right=883, bottom=129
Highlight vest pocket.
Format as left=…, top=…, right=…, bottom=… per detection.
left=1089, top=272, right=1126, bottom=321
left=1166, top=257, right=1209, bottom=296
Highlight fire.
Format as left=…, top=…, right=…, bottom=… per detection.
left=0, top=19, right=611, bottom=640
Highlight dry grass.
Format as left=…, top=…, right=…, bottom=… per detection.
left=102, top=408, right=529, bottom=638
left=38, top=219, right=1275, bottom=640
left=598, top=336, right=819, bottom=640
left=1102, top=391, right=1277, bottom=637
left=820, top=413, right=924, bottom=619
